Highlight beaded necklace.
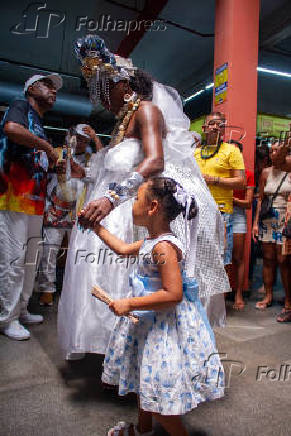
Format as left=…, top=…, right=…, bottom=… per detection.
left=200, top=140, right=222, bottom=160
left=109, top=92, right=141, bottom=147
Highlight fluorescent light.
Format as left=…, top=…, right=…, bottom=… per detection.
left=184, top=66, right=291, bottom=104
left=257, top=66, right=291, bottom=78
left=184, top=90, right=204, bottom=103
left=44, top=125, right=68, bottom=132
left=43, top=125, right=111, bottom=137
left=184, top=82, right=214, bottom=103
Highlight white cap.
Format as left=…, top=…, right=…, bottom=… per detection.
left=75, top=124, right=91, bottom=139
left=24, top=73, right=63, bottom=94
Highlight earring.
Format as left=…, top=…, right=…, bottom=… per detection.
left=123, top=93, right=131, bottom=103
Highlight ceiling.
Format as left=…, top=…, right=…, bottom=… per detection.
left=0, top=0, right=290, bottom=130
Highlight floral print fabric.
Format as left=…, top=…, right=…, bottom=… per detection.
left=102, top=235, right=224, bottom=415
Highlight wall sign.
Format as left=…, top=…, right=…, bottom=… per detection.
left=215, top=62, right=228, bottom=104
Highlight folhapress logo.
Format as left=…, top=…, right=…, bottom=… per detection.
left=10, top=2, right=65, bottom=38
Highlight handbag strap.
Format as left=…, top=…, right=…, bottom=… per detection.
left=270, top=172, right=288, bottom=206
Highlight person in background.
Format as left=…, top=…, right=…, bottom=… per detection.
left=230, top=141, right=255, bottom=310
left=270, top=131, right=291, bottom=172
left=250, top=145, right=271, bottom=293
left=252, top=142, right=291, bottom=321
left=266, top=133, right=291, bottom=269
left=0, top=74, right=61, bottom=340
left=191, top=131, right=201, bottom=148
left=255, top=145, right=271, bottom=189
left=38, top=124, right=102, bottom=306
left=194, top=112, right=245, bottom=275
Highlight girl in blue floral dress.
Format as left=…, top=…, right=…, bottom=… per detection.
left=93, top=177, right=224, bottom=436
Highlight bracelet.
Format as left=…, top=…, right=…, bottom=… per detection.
left=104, top=190, right=120, bottom=205
left=104, top=172, right=144, bottom=207
left=213, top=177, right=220, bottom=185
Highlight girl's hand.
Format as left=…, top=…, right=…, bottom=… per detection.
left=109, top=299, right=131, bottom=316
left=252, top=224, right=259, bottom=242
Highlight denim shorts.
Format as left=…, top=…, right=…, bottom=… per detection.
left=222, top=212, right=233, bottom=265
left=232, top=206, right=247, bottom=234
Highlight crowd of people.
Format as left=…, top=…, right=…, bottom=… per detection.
left=0, top=34, right=290, bottom=436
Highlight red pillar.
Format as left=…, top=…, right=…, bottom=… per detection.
left=213, top=0, right=260, bottom=288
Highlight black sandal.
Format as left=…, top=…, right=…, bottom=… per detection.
left=276, top=308, right=291, bottom=323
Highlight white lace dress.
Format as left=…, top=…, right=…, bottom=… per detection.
left=58, top=139, right=144, bottom=356
left=58, top=82, right=229, bottom=358
left=102, top=234, right=224, bottom=415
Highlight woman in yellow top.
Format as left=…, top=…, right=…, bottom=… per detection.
left=194, top=112, right=245, bottom=266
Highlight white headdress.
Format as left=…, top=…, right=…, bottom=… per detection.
left=74, top=35, right=136, bottom=105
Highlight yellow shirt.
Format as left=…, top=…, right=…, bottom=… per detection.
left=194, top=142, right=245, bottom=213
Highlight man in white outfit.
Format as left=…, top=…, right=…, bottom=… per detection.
left=38, top=124, right=101, bottom=306
left=0, top=74, right=62, bottom=340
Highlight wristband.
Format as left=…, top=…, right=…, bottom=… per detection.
left=104, top=172, right=144, bottom=207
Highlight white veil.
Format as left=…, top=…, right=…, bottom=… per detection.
left=152, top=82, right=230, bottom=324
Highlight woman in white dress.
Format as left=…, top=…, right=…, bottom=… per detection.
left=58, top=35, right=229, bottom=358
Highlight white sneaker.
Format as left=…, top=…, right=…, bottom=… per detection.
left=2, top=320, right=30, bottom=341
left=20, top=311, right=44, bottom=325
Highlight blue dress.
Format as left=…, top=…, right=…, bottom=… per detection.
left=102, top=235, right=224, bottom=415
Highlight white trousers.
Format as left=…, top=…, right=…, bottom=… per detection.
left=38, top=227, right=70, bottom=293
left=0, top=211, right=43, bottom=325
